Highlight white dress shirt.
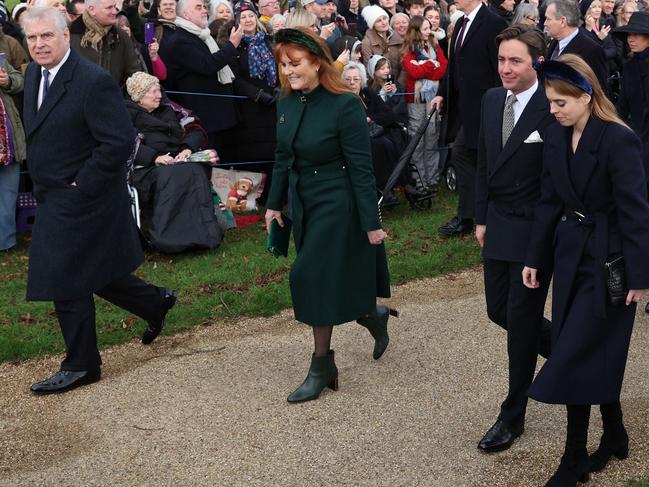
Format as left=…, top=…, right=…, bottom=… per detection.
left=557, top=28, right=579, bottom=56
left=458, top=2, right=483, bottom=48
left=38, top=48, right=71, bottom=109
left=507, top=79, right=538, bottom=125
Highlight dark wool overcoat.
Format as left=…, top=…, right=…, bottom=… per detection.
left=525, top=117, right=649, bottom=405
left=24, top=50, right=143, bottom=301
left=266, top=86, right=390, bottom=326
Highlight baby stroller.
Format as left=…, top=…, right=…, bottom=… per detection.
left=380, top=107, right=438, bottom=210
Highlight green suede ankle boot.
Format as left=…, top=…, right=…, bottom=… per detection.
left=287, top=350, right=338, bottom=403
left=357, top=305, right=399, bottom=360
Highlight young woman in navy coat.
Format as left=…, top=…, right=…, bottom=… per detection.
left=522, top=54, right=649, bottom=487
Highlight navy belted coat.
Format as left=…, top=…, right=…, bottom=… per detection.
left=525, top=117, right=649, bottom=405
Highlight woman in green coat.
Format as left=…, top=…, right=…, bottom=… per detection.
left=265, top=27, right=396, bottom=403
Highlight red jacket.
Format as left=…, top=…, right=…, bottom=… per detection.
left=401, top=45, right=448, bottom=104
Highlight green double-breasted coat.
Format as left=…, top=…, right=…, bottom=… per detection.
left=266, top=86, right=391, bottom=326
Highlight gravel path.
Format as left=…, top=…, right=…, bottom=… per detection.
left=1, top=269, right=648, bottom=487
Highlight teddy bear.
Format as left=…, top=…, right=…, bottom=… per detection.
left=226, top=177, right=255, bottom=212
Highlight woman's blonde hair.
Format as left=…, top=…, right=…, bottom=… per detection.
left=285, top=9, right=317, bottom=29
left=546, top=54, right=627, bottom=128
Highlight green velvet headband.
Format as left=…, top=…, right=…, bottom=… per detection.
left=274, top=28, right=331, bottom=64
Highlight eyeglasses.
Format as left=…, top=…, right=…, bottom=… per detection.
left=526, top=16, right=539, bottom=22
left=344, top=77, right=361, bottom=82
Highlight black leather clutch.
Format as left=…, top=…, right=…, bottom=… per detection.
left=605, top=255, right=627, bottom=306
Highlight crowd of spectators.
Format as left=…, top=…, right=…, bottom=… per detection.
left=1, top=0, right=649, bottom=253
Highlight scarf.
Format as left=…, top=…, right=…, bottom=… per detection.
left=0, top=95, right=13, bottom=166
left=243, top=32, right=278, bottom=88
left=175, top=16, right=235, bottom=84
left=80, top=10, right=112, bottom=51
left=413, top=45, right=439, bottom=103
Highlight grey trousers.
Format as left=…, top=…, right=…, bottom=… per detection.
left=407, top=103, right=441, bottom=189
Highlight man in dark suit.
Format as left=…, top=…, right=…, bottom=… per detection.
left=474, top=25, right=554, bottom=453
left=432, top=0, right=507, bottom=237
left=161, top=0, right=244, bottom=162
left=545, top=0, right=609, bottom=92
left=22, top=7, right=176, bottom=395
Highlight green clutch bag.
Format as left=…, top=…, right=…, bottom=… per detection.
left=267, top=214, right=293, bottom=258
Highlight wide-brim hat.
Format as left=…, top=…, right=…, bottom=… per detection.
left=613, top=12, right=649, bottom=39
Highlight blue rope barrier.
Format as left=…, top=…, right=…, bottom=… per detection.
left=166, top=90, right=248, bottom=99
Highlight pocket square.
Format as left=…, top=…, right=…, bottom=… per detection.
left=523, top=130, right=543, bottom=143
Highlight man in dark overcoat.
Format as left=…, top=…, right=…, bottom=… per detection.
left=474, top=25, right=554, bottom=453
left=544, top=0, right=609, bottom=93
left=22, top=7, right=176, bottom=395
left=432, top=0, right=508, bottom=237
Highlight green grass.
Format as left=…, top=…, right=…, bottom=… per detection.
left=0, top=188, right=481, bottom=364
left=628, top=479, right=649, bottom=487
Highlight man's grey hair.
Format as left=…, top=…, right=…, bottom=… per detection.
left=22, top=6, right=68, bottom=33
left=342, top=61, right=368, bottom=88
left=176, top=0, right=190, bottom=16
left=545, top=0, right=581, bottom=27
left=84, top=0, right=107, bottom=8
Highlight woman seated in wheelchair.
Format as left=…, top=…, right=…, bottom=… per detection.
left=125, top=72, right=220, bottom=252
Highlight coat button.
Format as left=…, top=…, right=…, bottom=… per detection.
left=314, top=170, right=318, bottom=174
left=561, top=215, right=567, bottom=222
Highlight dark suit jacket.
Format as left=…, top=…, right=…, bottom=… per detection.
left=438, top=4, right=508, bottom=149
left=161, top=27, right=240, bottom=134
left=475, top=84, right=555, bottom=262
left=548, top=30, right=608, bottom=94
left=24, top=50, right=142, bottom=301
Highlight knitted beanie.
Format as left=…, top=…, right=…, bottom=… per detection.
left=361, top=5, right=389, bottom=30
left=126, top=72, right=160, bottom=103
left=367, top=54, right=387, bottom=78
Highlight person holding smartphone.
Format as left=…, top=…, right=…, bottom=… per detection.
left=401, top=15, right=447, bottom=191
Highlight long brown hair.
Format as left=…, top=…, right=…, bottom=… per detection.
left=274, top=27, right=352, bottom=96
left=401, top=16, right=436, bottom=57
left=545, top=54, right=628, bottom=128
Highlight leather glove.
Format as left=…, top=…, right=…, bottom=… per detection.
left=255, top=89, right=277, bottom=105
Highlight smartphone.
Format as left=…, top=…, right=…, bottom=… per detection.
left=144, top=22, right=155, bottom=45
left=330, top=13, right=336, bottom=23
left=0, top=52, right=5, bottom=67
left=386, top=73, right=393, bottom=84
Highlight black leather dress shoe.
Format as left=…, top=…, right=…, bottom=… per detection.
left=142, top=288, right=177, bottom=345
left=31, top=369, right=101, bottom=395
left=478, top=419, right=524, bottom=453
left=438, top=216, right=474, bottom=237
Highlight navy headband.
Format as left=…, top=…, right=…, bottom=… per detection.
left=534, top=60, right=593, bottom=95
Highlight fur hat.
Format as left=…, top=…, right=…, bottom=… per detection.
left=367, top=54, right=387, bottom=78
left=361, top=5, right=389, bottom=30
left=126, top=72, right=160, bottom=103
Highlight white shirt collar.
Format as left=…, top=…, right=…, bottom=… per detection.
left=506, top=79, right=538, bottom=124
left=558, top=28, right=579, bottom=53
left=41, top=48, right=71, bottom=81
left=464, top=2, right=482, bottom=24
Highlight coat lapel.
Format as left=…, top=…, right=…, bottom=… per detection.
left=277, top=94, right=307, bottom=169
left=570, top=116, right=607, bottom=201
left=460, top=6, right=485, bottom=49
left=492, top=84, right=548, bottom=175
left=26, top=51, right=79, bottom=138
left=23, top=62, right=40, bottom=135
left=547, top=125, right=584, bottom=211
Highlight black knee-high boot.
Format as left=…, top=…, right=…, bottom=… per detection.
left=545, top=405, right=591, bottom=487
left=589, top=402, right=629, bottom=472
